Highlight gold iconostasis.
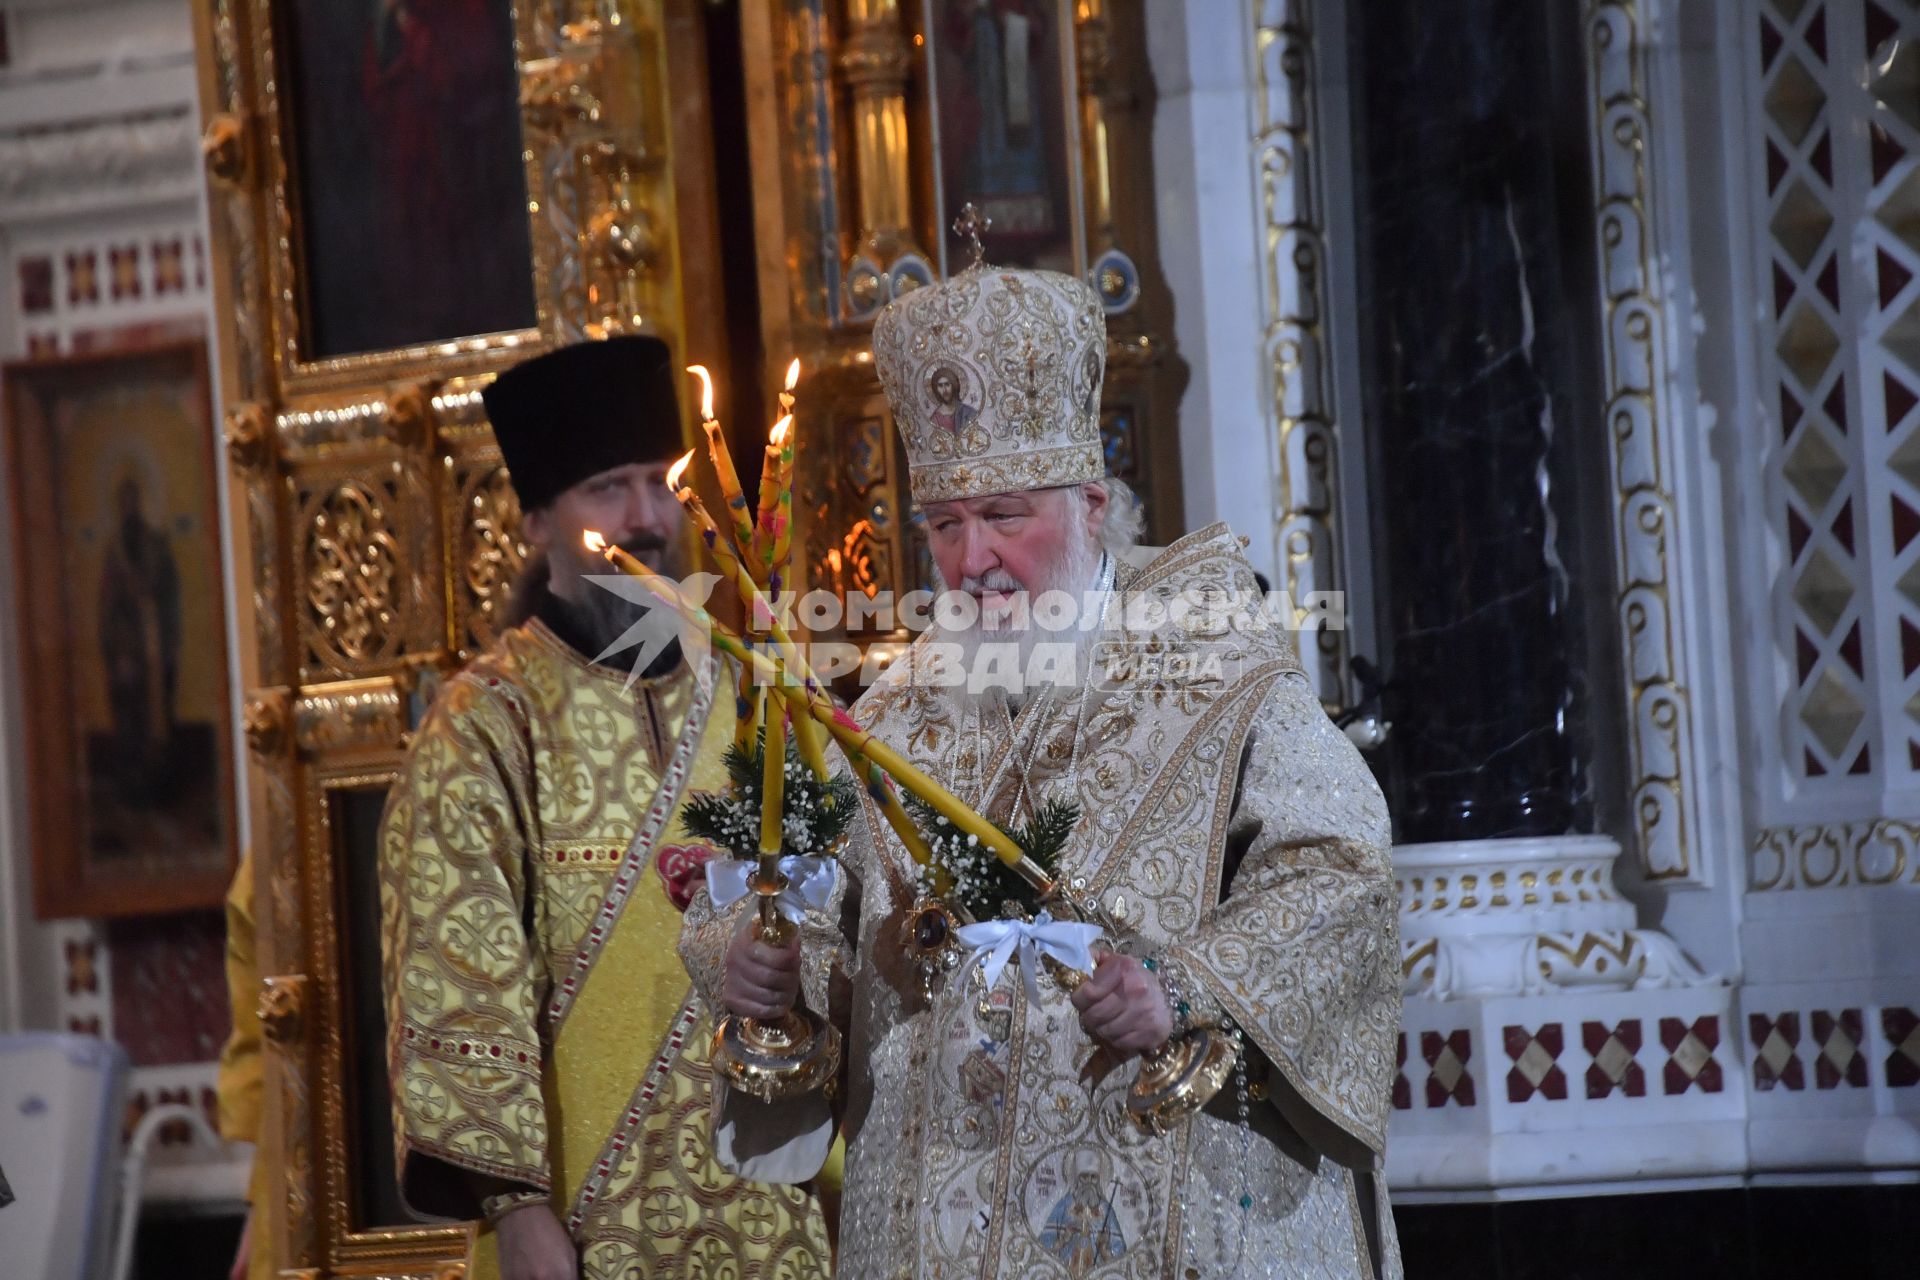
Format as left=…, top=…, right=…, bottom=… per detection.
left=188, top=0, right=1182, bottom=1273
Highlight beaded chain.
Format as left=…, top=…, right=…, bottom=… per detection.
left=1148, top=954, right=1254, bottom=1279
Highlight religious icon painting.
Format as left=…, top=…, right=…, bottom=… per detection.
left=2, top=341, right=238, bottom=918
left=927, top=0, right=1083, bottom=274
left=270, top=0, right=540, bottom=371
left=927, top=363, right=981, bottom=434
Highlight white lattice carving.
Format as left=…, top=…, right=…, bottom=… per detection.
left=1748, top=0, right=1920, bottom=795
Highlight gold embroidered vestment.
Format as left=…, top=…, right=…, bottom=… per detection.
left=380, top=620, right=829, bottom=1279
left=682, top=525, right=1404, bottom=1279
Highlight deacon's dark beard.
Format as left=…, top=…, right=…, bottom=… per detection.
left=547, top=530, right=689, bottom=667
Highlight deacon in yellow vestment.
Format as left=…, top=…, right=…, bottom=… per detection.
left=379, top=336, right=829, bottom=1279
left=380, top=609, right=829, bottom=1279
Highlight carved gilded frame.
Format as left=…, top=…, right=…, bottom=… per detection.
left=240, top=1, right=563, bottom=396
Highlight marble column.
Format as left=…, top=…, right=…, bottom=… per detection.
left=1347, top=0, right=1610, bottom=843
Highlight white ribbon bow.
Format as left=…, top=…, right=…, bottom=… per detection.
left=954, top=911, right=1105, bottom=1002
left=704, top=856, right=841, bottom=923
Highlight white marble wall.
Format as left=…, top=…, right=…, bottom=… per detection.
left=1148, top=0, right=1919, bottom=1198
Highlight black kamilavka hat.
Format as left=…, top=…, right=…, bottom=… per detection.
left=481, top=335, right=683, bottom=511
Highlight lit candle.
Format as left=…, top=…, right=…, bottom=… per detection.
left=670, top=451, right=813, bottom=670
left=779, top=357, right=801, bottom=415
left=755, top=414, right=793, bottom=583
left=768, top=418, right=796, bottom=594
left=772, top=362, right=801, bottom=587
left=687, top=365, right=757, bottom=553
left=665, top=452, right=756, bottom=752
left=668, top=451, right=761, bottom=621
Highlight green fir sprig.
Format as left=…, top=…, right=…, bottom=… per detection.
left=899, top=792, right=1077, bottom=921
left=681, top=729, right=859, bottom=860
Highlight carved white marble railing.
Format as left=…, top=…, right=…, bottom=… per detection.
left=1395, top=835, right=1713, bottom=1000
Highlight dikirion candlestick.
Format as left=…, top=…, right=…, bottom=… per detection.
left=582, top=529, right=1043, bottom=882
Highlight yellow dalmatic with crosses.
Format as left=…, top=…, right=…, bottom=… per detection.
left=379, top=616, right=830, bottom=1279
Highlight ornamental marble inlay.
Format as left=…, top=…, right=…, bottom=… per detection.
left=1504, top=1023, right=1568, bottom=1102
left=1660, top=1015, right=1723, bottom=1095
left=1750, top=1011, right=1806, bottom=1091
left=1583, top=1019, right=1646, bottom=1099
left=1813, top=1008, right=1869, bottom=1088
left=1884, top=1006, right=1920, bottom=1086
left=1422, top=1029, right=1476, bottom=1108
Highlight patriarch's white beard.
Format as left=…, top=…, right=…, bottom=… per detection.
left=928, top=521, right=1106, bottom=716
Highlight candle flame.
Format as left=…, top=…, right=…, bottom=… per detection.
left=686, top=364, right=715, bottom=421
left=783, top=358, right=801, bottom=392
left=582, top=530, right=607, bottom=553
left=770, top=414, right=793, bottom=447
left=666, top=449, right=694, bottom=491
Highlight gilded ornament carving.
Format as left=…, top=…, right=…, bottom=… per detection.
left=259, top=974, right=307, bottom=1048
left=245, top=484, right=284, bottom=680
left=262, top=757, right=302, bottom=967
left=1749, top=819, right=1920, bottom=891
left=458, top=463, right=529, bottom=654
left=276, top=399, right=389, bottom=455
left=224, top=402, right=274, bottom=473
left=1074, top=0, right=1140, bottom=314
left=1583, top=0, right=1699, bottom=882
left=292, top=680, right=407, bottom=757
left=243, top=690, right=292, bottom=759
left=280, top=1047, right=316, bottom=1266
left=201, top=112, right=249, bottom=187
left=382, top=382, right=441, bottom=454
left=1251, top=1, right=1349, bottom=703
left=304, top=481, right=402, bottom=669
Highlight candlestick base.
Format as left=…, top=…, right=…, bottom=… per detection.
left=1125, top=1026, right=1238, bottom=1136
left=1036, top=946, right=1235, bottom=1133
left=712, top=1008, right=842, bottom=1103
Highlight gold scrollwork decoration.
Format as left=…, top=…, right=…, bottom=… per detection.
left=1251, top=3, right=1350, bottom=707
left=1750, top=819, right=1920, bottom=890
left=462, top=465, right=528, bottom=650
left=1584, top=1, right=1700, bottom=883
left=305, top=481, right=402, bottom=666
left=258, top=974, right=307, bottom=1048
